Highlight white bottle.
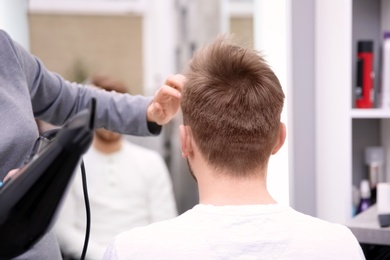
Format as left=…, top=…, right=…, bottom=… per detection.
left=357, top=179, right=371, bottom=215
left=381, top=32, right=390, bottom=109
left=377, top=182, right=390, bottom=227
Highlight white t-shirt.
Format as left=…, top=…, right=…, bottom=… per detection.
left=103, top=204, right=365, bottom=260
left=54, top=140, right=177, bottom=260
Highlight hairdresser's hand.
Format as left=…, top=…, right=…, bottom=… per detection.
left=147, top=74, right=186, bottom=125
left=1, top=169, right=18, bottom=185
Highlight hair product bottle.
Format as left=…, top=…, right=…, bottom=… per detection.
left=377, top=182, right=390, bottom=227
left=365, top=146, right=385, bottom=205
left=357, top=179, right=372, bottom=215
left=381, top=32, right=390, bottom=108
left=356, top=41, right=374, bottom=108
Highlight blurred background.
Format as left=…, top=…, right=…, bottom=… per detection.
left=0, top=0, right=291, bottom=216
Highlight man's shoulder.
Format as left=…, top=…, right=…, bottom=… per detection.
left=104, top=209, right=217, bottom=259
left=122, top=140, right=162, bottom=158
left=285, top=209, right=364, bottom=257
left=289, top=209, right=355, bottom=237
left=112, top=214, right=194, bottom=252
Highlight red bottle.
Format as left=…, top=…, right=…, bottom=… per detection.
left=356, top=41, right=374, bottom=108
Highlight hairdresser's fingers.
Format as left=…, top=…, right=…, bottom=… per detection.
left=3, top=168, right=19, bottom=183
left=147, top=74, right=185, bottom=125
left=158, top=84, right=182, bottom=100
left=148, top=96, right=176, bottom=125
left=147, top=101, right=167, bottom=125
left=164, top=74, right=186, bottom=93
left=147, top=88, right=179, bottom=125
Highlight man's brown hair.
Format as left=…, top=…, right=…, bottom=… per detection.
left=181, top=35, right=285, bottom=176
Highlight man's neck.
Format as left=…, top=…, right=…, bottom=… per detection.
left=93, top=138, right=122, bottom=154
left=195, top=162, right=276, bottom=206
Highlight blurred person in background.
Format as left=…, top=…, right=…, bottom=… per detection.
left=0, top=29, right=184, bottom=260
left=54, top=73, right=178, bottom=260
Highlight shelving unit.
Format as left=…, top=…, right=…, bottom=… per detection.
left=315, top=0, right=390, bottom=232
left=351, top=0, right=390, bottom=203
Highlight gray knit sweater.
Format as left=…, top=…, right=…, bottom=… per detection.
left=0, top=30, right=159, bottom=259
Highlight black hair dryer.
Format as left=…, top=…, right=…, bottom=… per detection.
left=0, top=99, right=95, bottom=259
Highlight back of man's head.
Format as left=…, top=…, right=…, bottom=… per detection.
left=181, top=35, right=285, bottom=177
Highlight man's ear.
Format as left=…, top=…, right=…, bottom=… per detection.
left=179, top=125, right=193, bottom=158
left=271, top=122, right=286, bottom=155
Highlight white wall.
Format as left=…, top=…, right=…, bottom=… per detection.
left=254, top=0, right=290, bottom=205
left=315, top=0, right=352, bottom=223
left=142, top=0, right=176, bottom=95
left=288, top=0, right=316, bottom=216
left=0, top=0, right=30, bottom=50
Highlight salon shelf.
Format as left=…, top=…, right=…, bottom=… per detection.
left=314, top=0, right=390, bottom=225
left=346, top=204, right=390, bottom=246
left=351, top=109, right=390, bottom=119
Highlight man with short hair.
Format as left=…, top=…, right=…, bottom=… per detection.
left=103, top=36, right=365, bottom=260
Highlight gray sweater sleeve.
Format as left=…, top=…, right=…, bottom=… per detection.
left=5, top=30, right=160, bottom=136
